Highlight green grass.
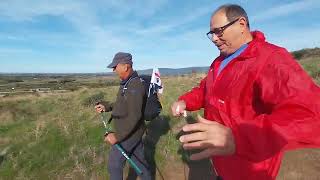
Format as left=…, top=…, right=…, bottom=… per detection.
left=0, top=92, right=102, bottom=178
left=300, top=57, right=320, bottom=84
left=0, top=58, right=319, bottom=179
left=0, top=74, right=202, bottom=179
left=0, top=75, right=119, bottom=92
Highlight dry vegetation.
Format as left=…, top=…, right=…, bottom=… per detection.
left=0, top=52, right=319, bottom=180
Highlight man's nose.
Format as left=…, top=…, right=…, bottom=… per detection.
left=212, top=33, right=220, bottom=42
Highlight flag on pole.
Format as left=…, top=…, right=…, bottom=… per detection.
left=148, top=68, right=163, bottom=97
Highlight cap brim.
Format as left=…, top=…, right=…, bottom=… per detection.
left=107, top=62, right=117, bottom=68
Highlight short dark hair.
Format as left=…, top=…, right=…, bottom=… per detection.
left=214, top=4, right=250, bottom=28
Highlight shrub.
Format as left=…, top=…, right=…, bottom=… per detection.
left=81, top=92, right=105, bottom=107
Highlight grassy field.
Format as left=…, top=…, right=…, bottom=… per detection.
left=0, top=73, right=204, bottom=180
left=0, top=57, right=319, bottom=180
left=0, top=74, right=118, bottom=96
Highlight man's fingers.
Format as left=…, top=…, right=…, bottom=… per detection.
left=179, top=132, right=207, bottom=143
left=95, top=107, right=102, bottom=112
left=171, top=101, right=186, bottom=116
left=172, top=105, right=182, bottom=116
left=182, top=141, right=212, bottom=150
left=197, top=114, right=217, bottom=125
left=171, top=104, right=179, bottom=116
left=182, top=122, right=209, bottom=132
left=175, top=104, right=180, bottom=114
left=95, top=104, right=105, bottom=113
left=104, top=136, right=109, bottom=144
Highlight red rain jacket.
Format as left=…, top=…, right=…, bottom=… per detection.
left=179, top=31, right=320, bottom=180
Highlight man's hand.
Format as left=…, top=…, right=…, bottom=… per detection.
left=179, top=115, right=235, bottom=160
left=171, top=100, right=186, bottom=116
left=104, top=133, right=117, bottom=145
left=95, top=103, right=106, bottom=113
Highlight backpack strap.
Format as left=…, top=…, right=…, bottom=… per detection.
left=138, top=77, right=153, bottom=98
left=122, top=75, right=155, bottom=98
left=121, top=76, right=140, bottom=95
left=147, top=83, right=153, bottom=98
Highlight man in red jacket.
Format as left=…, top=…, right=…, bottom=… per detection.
left=171, top=4, right=320, bottom=180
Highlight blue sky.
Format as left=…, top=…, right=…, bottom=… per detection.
left=0, top=0, right=320, bottom=73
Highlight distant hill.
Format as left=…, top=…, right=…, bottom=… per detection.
left=291, top=47, right=320, bottom=60
left=139, top=47, right=320, bottom=76
left=138, top=67, right=210, bottom=76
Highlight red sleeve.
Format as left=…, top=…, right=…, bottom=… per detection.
left=233, top=48, right=320, bottom=162
left=178, top=76, right=207, bottom=111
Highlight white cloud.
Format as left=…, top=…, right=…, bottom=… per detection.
left=268, top=26, right=320, bottom=51
left=133, top=5, right=213, bottom=35
left=1, top=1, right=319, bottom=73
left=251, top=0, right=320, bottom=22
left=0, top=1, right=129, bottom=61
left=100, top=0, right=169, bottom=18
left=0, top=0, right=82, bottom=21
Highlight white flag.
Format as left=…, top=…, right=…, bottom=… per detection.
left=148, top=68, right=163, bottom=97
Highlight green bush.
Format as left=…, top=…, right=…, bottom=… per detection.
left=292, top=50, right=306, bottom=60
left=81, top=92, right=105, bottom=107
left=301, top=58, right=320, bottom=79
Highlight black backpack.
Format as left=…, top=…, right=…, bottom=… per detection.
left=123, top=75, right=162, bottom=121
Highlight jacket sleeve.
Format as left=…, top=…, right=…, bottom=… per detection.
left=178, top=77, right=207, bottom=111
left=233, top=48, right=320, bottom=162
left=114, top=81, right=145, bottom=142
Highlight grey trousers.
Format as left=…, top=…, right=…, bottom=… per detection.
left=107, top=136, right=151, bottom=180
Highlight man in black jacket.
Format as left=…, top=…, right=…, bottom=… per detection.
left=95, top=52, right=151, bottom=180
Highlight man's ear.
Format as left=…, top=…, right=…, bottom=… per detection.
left=124, top=64, right=129, bottom=72
left=239, top=17, right=247, bottom=30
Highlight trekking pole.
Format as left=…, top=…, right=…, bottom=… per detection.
left=100, top=112, right=143, bottom=176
